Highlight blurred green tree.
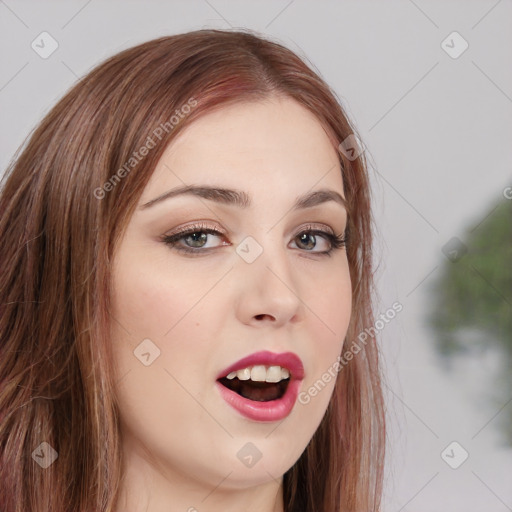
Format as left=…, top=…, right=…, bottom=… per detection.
left=427, top=193, right=512, bottom=445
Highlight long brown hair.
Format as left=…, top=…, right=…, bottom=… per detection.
left=0, top=28, right=385, bottom=511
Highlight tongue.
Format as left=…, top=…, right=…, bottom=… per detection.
left=238, top=381, right=283, bottom=402
left=219, top=377, right=288, bottom=402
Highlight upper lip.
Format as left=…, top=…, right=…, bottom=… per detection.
left=216, top=350, right=305, bottom=381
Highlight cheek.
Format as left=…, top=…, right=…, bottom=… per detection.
left=109, top=255, right=223, bottom=467
left=109, top=247, right=229, bottom=394
left=108, top=251, right=205, bottom=409
left=110, top=248, right=215, bottom=341
left=296, top=258, right=351, bottom=412
left=307, top=256, right=352, bottom=345
left=318, top=268, right=352, bottom=335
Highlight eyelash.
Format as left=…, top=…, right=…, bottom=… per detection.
left=160, top=222, right=347, bottom=257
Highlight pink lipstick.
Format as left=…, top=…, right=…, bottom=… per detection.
left=215, top=350, right=304, bottom=422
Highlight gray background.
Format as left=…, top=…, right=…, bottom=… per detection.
left=1, top=1, right=511, bottom=510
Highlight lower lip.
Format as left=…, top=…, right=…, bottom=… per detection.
left=215, top=379, right=302, bottom=422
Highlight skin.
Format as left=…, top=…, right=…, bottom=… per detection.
left=110, top=96, right=352, bottom=512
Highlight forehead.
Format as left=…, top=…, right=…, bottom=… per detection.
left=140, top=97, right=344, bottom=203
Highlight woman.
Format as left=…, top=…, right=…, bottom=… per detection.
left=0, top=28, right=385, bottom=512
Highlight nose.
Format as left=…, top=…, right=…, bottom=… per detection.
left=233, top=235, right=302, bottom=328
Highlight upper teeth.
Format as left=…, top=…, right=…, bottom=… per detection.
left=226, top=365, right=290, bottom=383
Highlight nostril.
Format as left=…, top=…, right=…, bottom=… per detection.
left=254, top=314, right=274, bottom=321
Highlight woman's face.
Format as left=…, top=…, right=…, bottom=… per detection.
left=110, top=97, right=352, bottom=499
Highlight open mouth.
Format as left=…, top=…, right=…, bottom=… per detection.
left=216, top=352, right=304, bottom=421
left=217, top=376, right=291, bottom=402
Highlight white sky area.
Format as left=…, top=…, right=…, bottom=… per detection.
left=1, top=1, right=511, bottom=510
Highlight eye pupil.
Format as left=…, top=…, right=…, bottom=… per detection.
left=299, top=232, right=315, bottom=250
left=187, top=232, right=207, bottom=247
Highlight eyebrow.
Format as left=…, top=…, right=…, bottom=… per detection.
left=139, top=185, right=348, bottom=213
